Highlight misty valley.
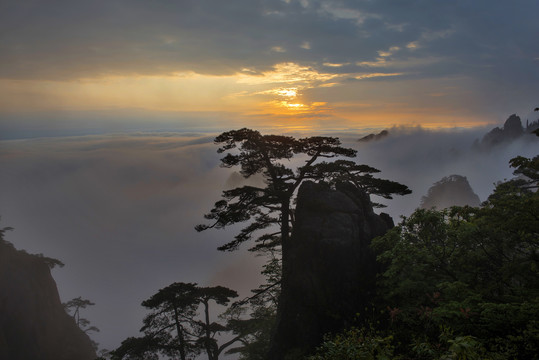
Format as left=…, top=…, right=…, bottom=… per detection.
left=3, top=0, right=539, bottom=358
left=1, top=115, right=538, bottom=360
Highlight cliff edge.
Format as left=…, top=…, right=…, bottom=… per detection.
left=0, top=234, right=96, bottom=360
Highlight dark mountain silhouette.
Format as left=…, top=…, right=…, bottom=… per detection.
left=420, top=175, right=481, bottom=210
left=474, top=114, right=539, bottom=150
left=0, top=236, right=96, bottom=360
left=268, top=181, right=393, bottom=359
left=358, top=129, right=389, bottom=142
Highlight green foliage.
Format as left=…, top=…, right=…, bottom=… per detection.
left=307, top=328, right=395, bottom=360
left=366, top=154, right=539, bottom=359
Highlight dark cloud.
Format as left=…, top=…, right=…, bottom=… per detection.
left=2, top=0, right=538, bottom=89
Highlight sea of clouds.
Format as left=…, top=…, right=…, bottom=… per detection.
left=0, top=126, right=537, bottom=353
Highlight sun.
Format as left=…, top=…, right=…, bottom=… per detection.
left=283, top=102, right=305, bottom=109
left=276, top=88, right=298, bottom=98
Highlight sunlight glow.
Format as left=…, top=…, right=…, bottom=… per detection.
left=237, top=62, right=339, bottom=85
left=0, top=59, right=491, bottom=133
left=284, top=102, right=304, bottom=109
left=260, top=87, right=298, bottom=98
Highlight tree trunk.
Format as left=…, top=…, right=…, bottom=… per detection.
left=280, top=198, right=291, bottom=275
left=173, top=307, right=187, bottom=360
left=203, top=299, right=216, bottom=360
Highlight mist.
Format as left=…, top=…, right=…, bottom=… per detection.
left=0, top=133, right=266, bottom=352
left=0, top=124, right=537, bottom=352
left=350, top=126, right=538, bottom=219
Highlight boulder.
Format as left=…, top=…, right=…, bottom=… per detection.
left=268, top=181, right=393, bottom=359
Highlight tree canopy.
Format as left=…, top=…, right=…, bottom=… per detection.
left=111, top=282, right=240, bottom=360
left=196, top=128, right=410, bottom=254
left=364, top=154, right=539, bottom=359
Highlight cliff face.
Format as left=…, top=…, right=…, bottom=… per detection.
left=0, top=241, right=96, bottom=360
left=268, top=181, right=393, bottom=359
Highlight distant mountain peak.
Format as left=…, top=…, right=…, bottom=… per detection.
left=420, top=174, right=481, bottom=210
left=358, top=129, right=389, bottom=142
left=475, top=114, right=539, bottom=150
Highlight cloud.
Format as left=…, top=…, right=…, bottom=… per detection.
left=354, top=72, right=403, bottom=80
left=237, top=62, right=340, bottom=85
left=1, top=0, right=538, bottom=126
left=271, top=46, right=287, bottom=53
left=350, top=126, right=539, bottom=218
left=2, top=0, right=538, bottom=88
left=0, top=133, right=265, bottom=350
left=0, top=124, right=537, bottom=351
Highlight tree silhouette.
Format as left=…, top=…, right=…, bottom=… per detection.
left=196, top=286, right=242, bottom=360
left=0, top=221, right=64, bottom=269
left=223, top=253, right=282, bottom=360
left=196, top=129, right=410, bottom=358
left=196, top=128, right=410, bottom=272
left=0, top=221, right=14, bottom=251
left=63, top=296, right=99, bottom=334
left=112, top=283, right=241, bottom=360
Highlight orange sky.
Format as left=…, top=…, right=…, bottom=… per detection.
left=0, top=63, right=497, bottom=134
left=1, top=1, right=538, bottom=138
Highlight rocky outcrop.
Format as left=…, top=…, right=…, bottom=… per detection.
left=268, top=181, right=393, bottom=359
left=474, top=114, right=539, bottom=150
left=420, top=175, right=481, bottom=209
left=358, top=129, right=389, bottom=142
left=480, top=114, right=523, bottom=148
left=0, top=239, right=96, bottom=360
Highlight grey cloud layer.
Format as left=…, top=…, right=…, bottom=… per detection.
left=0, top=133, right=266, bottom=351
left=1, top=129, right=537, bottom=352
left=2, top=0, right=538, bottom=85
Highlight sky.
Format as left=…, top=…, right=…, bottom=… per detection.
left=1, top=0, right=539, bottom=137
left=1, top=0, right=539, bottom=356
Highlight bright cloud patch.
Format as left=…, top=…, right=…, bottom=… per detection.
left=237, top=63, right=339, bottom=85
left=355, top=73, right=403, bottom=80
